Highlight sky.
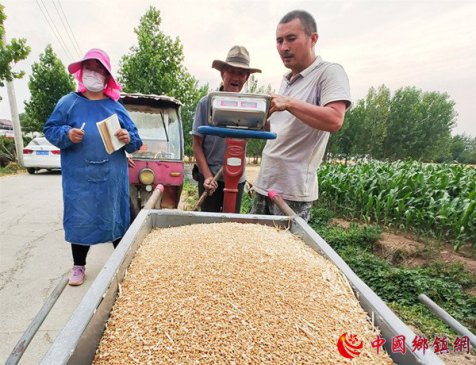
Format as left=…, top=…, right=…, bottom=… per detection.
left=1, top=0, right=475, bottom=136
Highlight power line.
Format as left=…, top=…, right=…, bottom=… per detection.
left=54, top=0, right=83, bottom=57
left=35, top=0, right=73, bottom=59
left=51, top=0, right=81, bottom=58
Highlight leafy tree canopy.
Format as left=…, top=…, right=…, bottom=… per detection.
left=118, top=6, right=208, bottom=156
left=329, top=85, right=458, bottom=162
left=451, top=134, right=476, bottom=164
left=0, top=4, right=31, bottom=98
left=244, top=74, right=273, bottom=94
left=22, top=45, right=75, bottom=133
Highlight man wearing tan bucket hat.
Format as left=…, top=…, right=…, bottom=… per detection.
left=192, top=46, right=261, bottom=212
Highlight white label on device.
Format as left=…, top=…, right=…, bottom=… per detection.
left=227, top=157, right=242, bottom=166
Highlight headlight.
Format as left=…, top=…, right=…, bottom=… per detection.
left=139, top=168, right=155, bottom=185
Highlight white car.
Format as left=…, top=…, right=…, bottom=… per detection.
left=23, top=137, right=61, bottom=174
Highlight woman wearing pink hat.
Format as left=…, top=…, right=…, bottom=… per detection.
left=44, top=48, right=142, bottom=286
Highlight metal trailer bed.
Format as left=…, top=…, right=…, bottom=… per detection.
left=39, top=209, right=444, bottom=364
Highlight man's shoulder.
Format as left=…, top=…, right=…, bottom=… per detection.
left=311, top=61, right=349, bottom=86
left=194, top=95, right=209, bottom=112
left=196, top=96, right=209, bottom=114
left=192, top=95, right=210, bottom=128
left=316, top=60, right=346, bottom=73
left=199, top=95, right=209, bottom=105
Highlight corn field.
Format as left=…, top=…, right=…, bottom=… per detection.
left=318, top=161, right=476, bottom=251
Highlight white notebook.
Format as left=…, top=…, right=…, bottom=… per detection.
left=96, top=114, right=125, bottom=154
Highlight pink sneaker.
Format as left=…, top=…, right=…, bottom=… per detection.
left=68, top=265, right=85, bottom=286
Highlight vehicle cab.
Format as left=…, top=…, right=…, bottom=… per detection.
left=121, top=93, right=184, bottom=218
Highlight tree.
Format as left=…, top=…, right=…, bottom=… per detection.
left=384, top=87, right=456, bottom=161
left=0, top=4, right=31, bottom=100
left=22, top=45, right=75, bottom=133
left=358, top=85, right=390, bottom=158
left=244, top=74, right=273, bottom=94
left=330, top=85, right=391, bottom=160
left=327, top=102, right=362, bottom=161
left=451, top=134, right=476, bottom=164
left=330, top=85, right=458, bottom=162
left=118, top=6, right=208, bottom=156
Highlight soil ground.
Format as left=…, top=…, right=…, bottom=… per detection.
left=332, top=219, right=476, bottom=277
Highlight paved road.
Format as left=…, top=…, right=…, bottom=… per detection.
left=0, top=171, right=114, bottom=364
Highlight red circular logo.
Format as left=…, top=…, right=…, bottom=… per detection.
left=337, top=332, right=363, bottom=359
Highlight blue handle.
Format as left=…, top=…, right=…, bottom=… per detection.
left=198, top=126, right=276, bottom=140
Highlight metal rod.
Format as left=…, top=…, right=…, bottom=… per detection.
left=194, top=167, right=223, bottom=211
left=5, top=272, right=69, bottom=365
left=418, top=293, right=476, bottom=347
left=268, top=190, right=296, bottom=217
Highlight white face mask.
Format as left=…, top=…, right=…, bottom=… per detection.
left=82, top=69, right=106, bottom=92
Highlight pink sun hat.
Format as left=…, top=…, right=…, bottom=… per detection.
left=68, top=48, right=122, bottom=101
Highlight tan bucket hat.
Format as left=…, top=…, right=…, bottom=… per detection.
left=212, top=45, right=261, bottom=73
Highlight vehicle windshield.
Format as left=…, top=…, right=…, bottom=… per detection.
left=127, top=106, right=182, bottom=160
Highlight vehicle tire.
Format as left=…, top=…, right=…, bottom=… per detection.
left=27, top=168, right=36, bottom=174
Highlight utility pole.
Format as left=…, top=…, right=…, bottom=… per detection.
left=2, top=32, right=24, bottom=166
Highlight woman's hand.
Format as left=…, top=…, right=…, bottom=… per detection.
left=115, top=129, right=131, bottom=144
left=68, top=128, right=85, bottom=143
left=127, top=156, right=135, bottom=167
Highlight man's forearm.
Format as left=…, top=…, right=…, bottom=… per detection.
left=285, top=98, right=347, bottom=132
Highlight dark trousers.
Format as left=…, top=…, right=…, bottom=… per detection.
left=71, top=238, right=121, bottom=266
left=197, top=173, right=245, bottom=213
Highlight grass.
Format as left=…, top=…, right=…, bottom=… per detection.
left=309, top=207, right=476, bottom=340
left=180, top=180, right=199, bottom=211
left=180, top=180, right=254, bottom=214
left=0, top=162, right=25, bottom=177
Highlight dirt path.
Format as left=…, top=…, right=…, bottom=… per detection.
left=378, top=231, right=476, bottom=274
left=244, top=164, right=260, bottom=184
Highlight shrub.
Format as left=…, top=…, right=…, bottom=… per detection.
left=0, top=136, right=16, bottom=167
